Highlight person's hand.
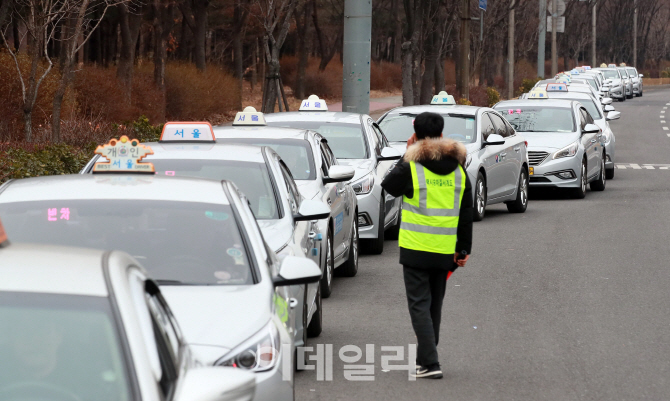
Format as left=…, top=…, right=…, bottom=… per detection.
left=454, top=254, right=469, bottom=268
left=406, top=133, right=418, bottom=148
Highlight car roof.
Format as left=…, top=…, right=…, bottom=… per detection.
left=495, top=99, right=576, bottom=108
left=214, top=125, right=309, bottom=141
left=0, top=243, right=109, bottom=296
left=264, top=111, right=364, bottom=124
left=0, top=174, right=231, bottom=205
left=383, top=105, right=482, bottom=116
left=146, top=142, right=267, bottom=163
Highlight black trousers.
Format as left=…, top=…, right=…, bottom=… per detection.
left=403, top=265, right=449, bottom=368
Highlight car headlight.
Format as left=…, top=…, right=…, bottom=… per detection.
left=216, top=321, right=281, bottom=372
left=553, top=141, right=579, bottom=160
left=465, top=154, right=473, bottom=169
left=351, top=173, right=374, bottom=195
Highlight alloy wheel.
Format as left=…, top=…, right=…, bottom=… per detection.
left=520, top=174, right=528, bottom=207
left=581, top=163, right=587, bottom=193
left=476, top=179, right=485, bottom=215
left=326, top=236, right=333, bottom=288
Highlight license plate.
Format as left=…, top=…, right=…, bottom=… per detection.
left=529, top=167, right=534, bottom=176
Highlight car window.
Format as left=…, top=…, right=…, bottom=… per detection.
left=600, top=69, right=619, bottom=79
left=367, top=120, right=381, bottom=155
left=146, top=293, right=179, bottom=397
left=495, top=106, right=576, bottom=133
left=578, top=109, right=587, bottom=130
left=279, top=161, right=301, bottom=214
left=379, top=113, right=477, bottom=143
left=488, top=113, right=510, bottom=138
left=265, top=121, right=368, bottom=159
left=319, top=141, right=333, bottom=176
left=372, top=124, right=389, bottom=148
left=627, top=68, right=637, bottom=77
left=480, top=114, right=496, bottom=141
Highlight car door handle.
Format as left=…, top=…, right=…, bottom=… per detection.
left=308, top=231, right=317, bottom=239
left=590, top=139, right=597, bottom=143
left=514, top=146, right=521, bottom=152
left=500, top=152, right=507, bottom=157
left=327, top=198, right=332, bottom=206
left=338, top=188, right=346, bottom=194
left=289, top=298, right=299, bottom=309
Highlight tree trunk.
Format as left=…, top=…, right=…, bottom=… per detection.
left=263, top=57, right=280, bottom=113
left=12, top=16, right=19, bottom=51
left=232, top=1, right=248, bottom=109
left=117, top=3, right=142, bottom=101
left=434, top=54, right=445, bottom=93
left=295, top=2, right=310, bottom=100
left=401, top=41, right=413, bottom=106
left=193, top=0, right=209, bottom=71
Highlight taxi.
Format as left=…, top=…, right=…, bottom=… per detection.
left=214, top=108, right=358, bottom=297
left=0, top=220, right=256, bottom=401
left=81, top=123, right=330, bottom=345
left=0, top=139, right=323, bottom=401
left=494, top=88, right=607, bottom=199
left=263, top=96, right=402, bottom=254
left=377, top=91, right=530, bottom=221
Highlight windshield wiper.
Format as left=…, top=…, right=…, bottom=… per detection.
left=156, top=279, right=190, bottom=285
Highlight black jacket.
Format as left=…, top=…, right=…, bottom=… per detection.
left=381, top=137, right=473, bottom=270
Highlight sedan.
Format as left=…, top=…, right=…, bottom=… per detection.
left=595, top=68, right=626, bottom=101
left=377, top=105, right=530, bottom=221
left=626, top=66, right=644, bottom=96
left=617, top=67, right=635, bottom=99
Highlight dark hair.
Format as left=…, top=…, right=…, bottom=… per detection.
left=414, top=112, right=444, bottom=140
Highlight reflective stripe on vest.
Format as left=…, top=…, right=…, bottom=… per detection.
left=399, top=161, right=466, bottom=255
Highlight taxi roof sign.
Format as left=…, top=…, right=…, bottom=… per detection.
left=608, top=63, right=617, bottom=68
left=620, top=62, right=627, bottom=67
left=431, top=91, right=456, bottom=105
left=93, top=136, right=155, bottom=174
left=299, top=95, right=328, bottom=111
left=528, top=88, right=549, bottom=99
left=583, top=66, right=592, bottom=70
left=160, top=122, right=215, bottom=142
left=233, top=106, right=267, bottom=126
left=600, top=63, right=608, bottom=68
left=546, top=83, right=568, bottom=92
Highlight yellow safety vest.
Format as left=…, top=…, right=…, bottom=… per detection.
left=399, top=161, right=466, bottom=254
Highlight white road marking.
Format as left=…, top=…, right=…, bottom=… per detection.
left=630, top=163, right=642, bottom=169
left=665, top=107, right=668, bottom=109
left=616, top=163, right=670, bottom=170
left=662, top=111, right=666, bottom=113
left=662, top=121, right=667, bottom=124
left=664, top=127, right=669, bottom=131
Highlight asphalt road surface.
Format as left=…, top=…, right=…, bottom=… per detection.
left=295, top=86, right=670, bottom=400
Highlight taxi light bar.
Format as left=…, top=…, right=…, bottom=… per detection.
left=608, top=63, right=617, bottom=68
left=160, top=122, right=215, bottom=142
left=299, top=94, right=328, bottom=111
left=528, top=88, right=549, bottom=99
left=546, top=83, right=568, bottom=92
left=431, top=91, right=456, bottom=105
left=233, top=106, right=267, bottom=126
left=93, top=136, right=155, bottom=174
left=600, top=63, right=608, bottom=68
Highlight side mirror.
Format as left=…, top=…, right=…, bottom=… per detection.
left=323, top=165, right=355, bottom=184
left=174, top=367, right=255, bottom=401
left=639, top=74, right=644, bottom=78
left=604, top=105, right=615, bottom=112
left=606, top=111, right=621, bottom=121
left=601, top=97, right=613, bottom=105
left=583, top=123, right=600, bottom=134
left=378, top=146, right=402, bottom=161
left=293, top=199, right=330, bottom=222
left=483, top=133, right=505, bottom=146
left=273, top=255, right=322, bottom=286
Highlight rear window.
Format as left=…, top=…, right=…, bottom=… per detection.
left=265, top=121, right=368, bottom=159
left=216, top=139, right=316, bottom=180
left=495, top=107, right=576, bottom=133
left=379, top=113, right=477, bottom=143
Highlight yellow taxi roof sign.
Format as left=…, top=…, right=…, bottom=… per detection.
left=620, top=63, right=627, bottom=67
left=233, top=106, right=267, bottom=126
left=160, top=122, right=215, bottom=142
left=600, top=63, right=608, bottom=68
left=528, top=88, right=549, bottom=99
left=93, top=136, right=155, bottom=174
left=299, top=95, right=328, bottom=111
left=431, top=91, right=456, bottom=105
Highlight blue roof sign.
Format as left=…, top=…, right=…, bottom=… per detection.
left=546, top=83, right=568, bottom=92
left=160, top=122, right=215, bottom=142
left=431, top=91, right=456, bottom=105
left=93, top=136, right=155, bottom=173
left=233, top=106, right=267, bottom=126
left=299, top=95, right=329, bottom=111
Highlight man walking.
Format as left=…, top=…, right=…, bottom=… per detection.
left=381, top=112, right=473, bottom=379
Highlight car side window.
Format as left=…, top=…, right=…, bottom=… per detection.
left=367, top=119, right=381, bottom=154
left=582, top=108, right=594, bottom=125
left=481, top=114, right=496, bottom=141
left=488, top=113, right=510, bottom=138
left=279, top=161, right=301, bottom=214
left=578, top=109, right=587, bottom=130
left=372, top=124, right=389, bottom=149
left=319, top=141, right=333, bottom=176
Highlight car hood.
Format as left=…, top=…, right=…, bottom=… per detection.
left=337, top=159, right=374, bottom=181
left=257, top=219, right=292, bottom=253
left=296, top=180, right=320, bottom=200
left=161, top=285, right=272, bottom=355
left=522, top=132, right=579, bottom=150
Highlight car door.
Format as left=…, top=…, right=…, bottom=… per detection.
left=480, top=112, right=509, bottom=200
left=372, top=122, right=401, bottom=228
left=577, top=107, right=597, bottom=179
left=488, top=112, right=519, bottom=197
left=319, top=140, right=349, bottom=258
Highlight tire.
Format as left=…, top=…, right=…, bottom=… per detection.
left=590, top=155, right=607, bottom=191
left=506, top=169, right=529, bottom=213
left=619, top=95, right=626, bottom=102
left=306, top=285, right=322, bottom=338
left=639, top=90, right=643, bottom=97
left=319, top=232, right=334, bottom=298
left=605, top=167, right=615, bottom=180
left=364, top=196, right=385, bottom=255
left=337, top=217, right=359, bottom=277
left=571, top=159, right=588, bottom=199
left=473, top=172, right=487, bottom=221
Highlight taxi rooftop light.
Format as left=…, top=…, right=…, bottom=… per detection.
left=600, top=63, right=608, bottom=68
left=608, top=63, right=617, bottom=68
left=233, top=106, right=267, bottom=126
left=546, top=83, right=568, bottom=92
left=431, top=91, right=456, bottom=105
left=299, top=95, right=328, bottom=111
left=528, top=88, right=549, bottom=99
left=93, top=136, right=155, bottom=174
left=160, top=122, right=215, bottom=143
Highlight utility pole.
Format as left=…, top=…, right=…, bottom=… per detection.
left=633, top=0, right=638, bottom=66
left=592, top=1, right=597, bottom=67
left=508, top=0, right=515, bottom=99
left=551, top=0, right=557, bottom=75
left=538, top=0, right=546, bottom=78
left=342, top=0, right=372, bottom=114
left=459, top=0, right=470, bottom=100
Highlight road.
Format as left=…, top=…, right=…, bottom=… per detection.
left=295, top=86, right=670, bottom=400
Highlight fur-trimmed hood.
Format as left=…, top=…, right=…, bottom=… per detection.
left=403, top=137, right=467, bottom=167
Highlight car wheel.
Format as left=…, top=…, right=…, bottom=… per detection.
left=571, top=159, right=588, bottom=199
left=473, top=172, right=487, bottom=221
left=364, top=196, right=385, bottom=255
left=590, top=155, right=606, bottom=191
left=605, top=167, right=615, bottom=180
left=306, top=285, right=322, bottom=338
left=506, top=169, right=528, bottom=213
left=337, top=217, right=359, bottom=277
left=620, top=95, right=626, bottom=102
left=319, top=231, right=333, bottom=298
left=639, top=90, right=643, bottom=97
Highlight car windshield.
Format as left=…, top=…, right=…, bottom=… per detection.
left=265, top=121, right=367, bottom=159
left=585, top=79, right=598, bottom=90
left=496, top=107, right=575, bottom=133
left=601, top=70, right=619, bottom=79
left=551, top=97, right=602, bottom=119
left=627, top=68, right=637, bottom=76
left=378, top=113, right=477, bottom=143
left=0, top=200, right=254, bottom=285
left=215, top=139, right=316, bottom=180
left=0, top=292, right=131, bottom=401
left=619, top=69, right=628, bottom=78
left=150, top=159, right=279, bottom=219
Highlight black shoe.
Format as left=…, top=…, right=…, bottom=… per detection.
left=411, top=365, right=443, bottom=379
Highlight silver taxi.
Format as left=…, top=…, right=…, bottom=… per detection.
left=0, top=234, right=255, bottom=401
left=0, top=166, right=322, bottom=401
left=595, top=68, right=626, bottom=101
left=214, top=123, right=358, bottom=298
left=378, top=101, right=530, bottom=221
left=264, top=97, right=402, bottom=254
left=625, top=66, right=644, bottom=96
left=616, top=67, right=635, bottom=99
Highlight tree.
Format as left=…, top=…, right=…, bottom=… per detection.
left=179, top=0, right=209, bottom=71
